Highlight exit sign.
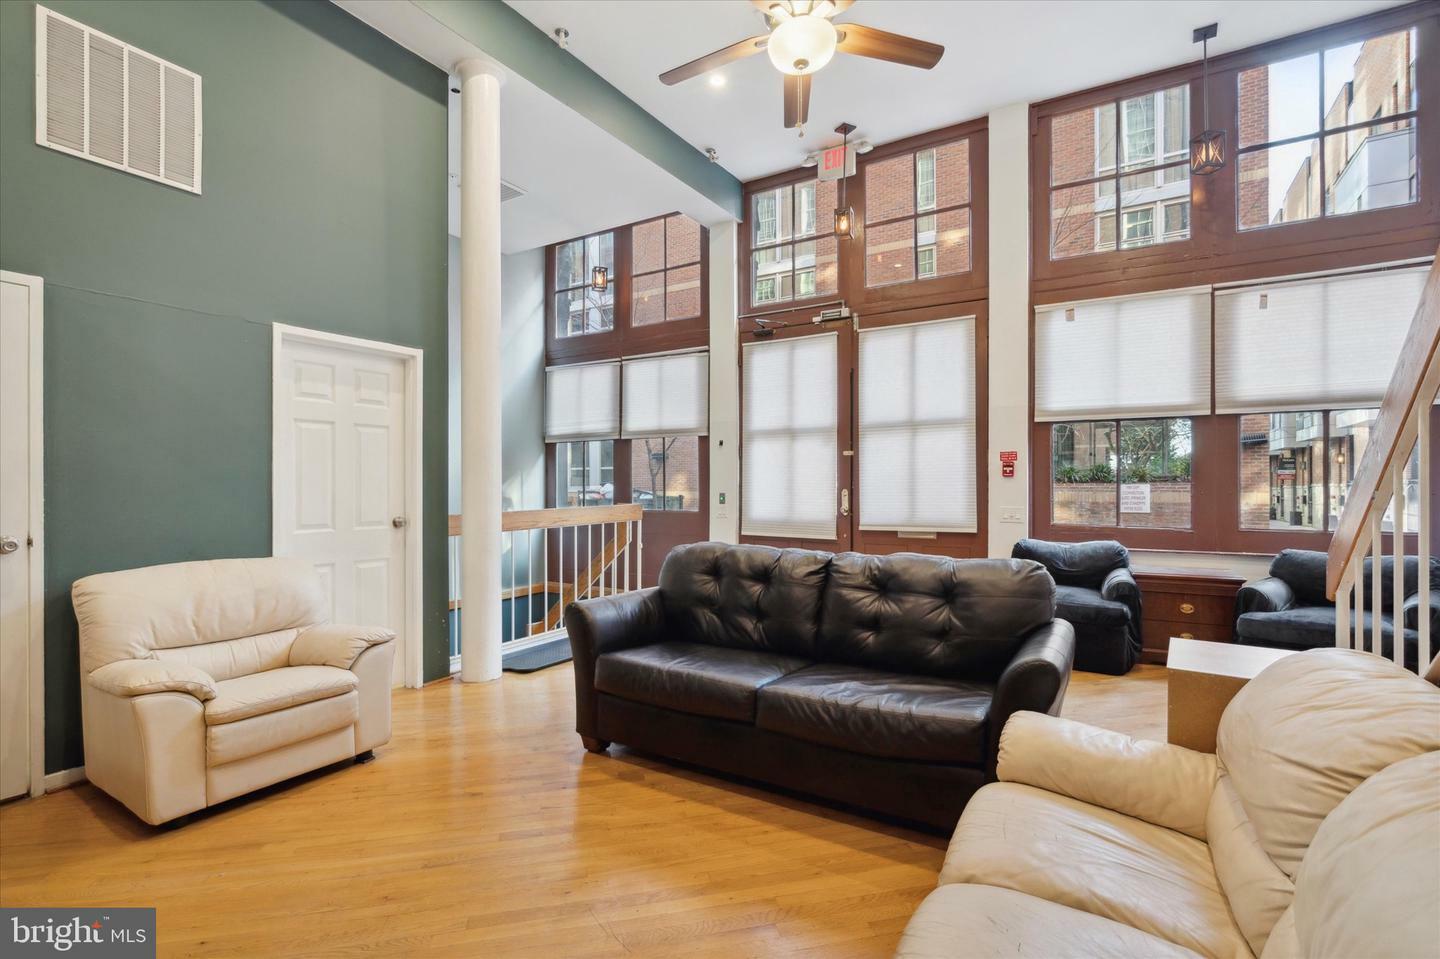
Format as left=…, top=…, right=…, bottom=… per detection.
left=817, top=145, right=855, bottom=181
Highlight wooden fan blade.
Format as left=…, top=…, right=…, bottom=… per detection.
left=783, top=73, right=811, bottom=129
left=660, top=35, right=769, bottom=85
left=836, top=23, right=944, bottom=69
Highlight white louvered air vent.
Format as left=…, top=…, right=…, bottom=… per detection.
left=35, top=5, right=202, bottom=194
left=500, top=179, right=526, bottom=203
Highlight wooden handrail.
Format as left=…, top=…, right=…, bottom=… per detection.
left=448, top=504, right=644, bottom=536
left=1327, top=249, right=1440, bottom=598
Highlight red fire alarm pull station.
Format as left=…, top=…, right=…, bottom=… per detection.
left=1000, top=450, right=1018, bottom=478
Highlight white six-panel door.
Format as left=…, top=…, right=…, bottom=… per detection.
left=275, top=338, right=408, bottom=686
left=1, top=270, right=43, bottom=800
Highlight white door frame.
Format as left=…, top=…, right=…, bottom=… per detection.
left=271, top=323, right=424, bottom=689
left=1, top=270, right=46, bottom=798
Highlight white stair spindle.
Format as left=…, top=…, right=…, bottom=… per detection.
left=1420, top=410, right=1432, bottom=672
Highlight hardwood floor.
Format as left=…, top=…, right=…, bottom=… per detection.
left=0, top=664, right=1168, bottom=958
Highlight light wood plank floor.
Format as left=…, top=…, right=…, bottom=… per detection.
left=0, top=664, right=1167, bottom=958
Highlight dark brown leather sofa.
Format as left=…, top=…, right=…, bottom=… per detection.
left=565, top=542, right=1075, bottom=831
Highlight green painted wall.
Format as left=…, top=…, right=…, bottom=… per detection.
left=0, top=0, right=451, bottom=773
left=415, top=0, right=743, bottom=220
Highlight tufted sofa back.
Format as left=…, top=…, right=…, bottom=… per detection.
left=659, top=542, right=834, bottom=658
left=657, top=543, right=1057, bottom=680
left=73, top=557, right=328, bottom=675
left=819, top=552, right=1056, bottom=680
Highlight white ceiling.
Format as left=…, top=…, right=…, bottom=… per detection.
left=333, top=0, right=734, bottom=252
left=507, top=0, right=1404, bottom=181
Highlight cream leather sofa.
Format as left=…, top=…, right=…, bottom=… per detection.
left=73, top=557, right=396, bottom=825
left=897, top=649, right=1440, bottom=959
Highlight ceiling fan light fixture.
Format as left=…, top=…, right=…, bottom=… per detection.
left=767, top=16, right=837, bottom=76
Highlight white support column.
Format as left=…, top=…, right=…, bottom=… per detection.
left=458, top=58, right=506, bottom=683
left=708, top=220, right=740, bottom=543
left=987, top=103, right=1032, bottom=556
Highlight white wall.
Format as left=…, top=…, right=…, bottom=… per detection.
left=708, top=221, right=740, bottom=543
left=987, top=103, right=1033, bottom=558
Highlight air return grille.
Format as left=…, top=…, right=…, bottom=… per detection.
left=35, top=5, right=202, bottom=193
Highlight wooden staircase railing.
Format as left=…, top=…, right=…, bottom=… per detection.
left=1327, top=248, right=1440, bottom=681
left=448, top=504, right=644, bottom=660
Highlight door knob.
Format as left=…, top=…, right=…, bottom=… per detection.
left=0, top=536, right=19, bottom=554
left=392, top=517, right=408, bottom=529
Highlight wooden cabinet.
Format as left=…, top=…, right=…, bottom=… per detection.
left=1132, top=568, right=1248, bottom=665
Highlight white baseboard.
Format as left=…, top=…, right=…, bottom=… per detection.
left=43, top=766, right=86, bottom=792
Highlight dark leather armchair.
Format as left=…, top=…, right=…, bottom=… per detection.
left=1011, top=539, right=1141, bottom=675
left=566, top=543, right=1075, bottom=831
left=1236, top=548, right=1438, bottom=671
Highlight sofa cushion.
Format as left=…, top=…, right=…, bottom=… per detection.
left=72, top=557, right=327, bottom=673
left=1217, top=648, right=1440, bottom=880
left=152, top=627, right=300, bottom=682
left=594, top=641, right=809, bottom=722
left=1293, top=751, right=1440, bottom=959
left=204, top=665, right=357, bottom=725
left=1267, top=549, right=1330, bottom=606
left=755, top=664, right=992, bottom=763
left=1237, top=608, right=1416, bottom=662
left=897, top=883, right=1204, bottom=959
left=940, top=782, right=1251, bottom=959
left=1053, top=585, right=1131, bottom=626
left=207, top=690, right=359, bottom=766
left=658, top=542, right=833, bottom=658
left=1011, top=538, right=1129, bottom=589
left=818, top=553, right=1055, bottom=681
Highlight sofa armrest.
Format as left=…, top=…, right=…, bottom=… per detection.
left=566, top=588, right=665, bottom=742
left=1100, top=566, right=1142, bottom=618
left=291, top=623, right=396, bottom=669
left=88, top=659, right=217, bottom=702
left=1401, top=591, right=1439, bottom=632
left=987, top=620, right=1074, bottom=777
left=1236, top=576, right=1295, bottom=616
left=997, top=711, right=1217, bottom=840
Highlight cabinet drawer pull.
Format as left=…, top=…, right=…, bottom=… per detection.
left=1179, top=602, right=1196, bottom=615
left=1179, top=631, right=1195, bottom=639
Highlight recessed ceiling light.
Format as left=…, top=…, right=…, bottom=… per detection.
left=708, top=73, right=727, bottom=89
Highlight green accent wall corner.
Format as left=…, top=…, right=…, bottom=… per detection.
left=0, top=0, right=451, bottom=773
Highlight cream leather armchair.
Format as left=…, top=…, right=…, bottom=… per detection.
left=897, top=649, right=1440, bottom=959
left=73, top=557, right=396, bottom=825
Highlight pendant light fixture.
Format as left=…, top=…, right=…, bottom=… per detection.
left=1190, top=23, right=1226, bottom=175
left=591, top=265, right=609, bottom=292
left=834, top=122, right=856, bottom=239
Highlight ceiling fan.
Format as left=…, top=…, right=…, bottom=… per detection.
left=659, top=0, right=945, bottom=131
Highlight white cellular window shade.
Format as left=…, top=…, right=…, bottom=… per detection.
left=858, top=318, right=977, bottom=532
left=1034, top=287, right=1211, bottom=421
left=622, top=352, right=709, bottom=438
left=545, top=361, right=619, bottom=442
left=1214, top=267, right=1428, bottom=414
left=35, top=5, right=203, bottom=194
left=741, top=334, right=837, bottom=539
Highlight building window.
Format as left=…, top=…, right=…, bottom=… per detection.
left=749, top=180, right=839, bottom=308
left=865, top=139, right=972, bottom=287
left=917, top=245, right=937, bottom=278
left=1237, top=27, right=1418, bottom=230
left=630, top=436, right=700, bottom=511
left=633, top=214, right=703, bottom=326
left=1051, top=418, right=1193, bottom=529
left=554, top=233, right=615, bottom=338
left=1240, top=408, right=1418, bottom=532
left=556, top=440, right=614, bottom=507
left=1162, top=200, right=1190, bottom=239
left=1049, top=84, right=1191, bottom=259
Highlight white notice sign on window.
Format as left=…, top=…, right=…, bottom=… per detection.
left=1120, top=483, right=1152, bottom=514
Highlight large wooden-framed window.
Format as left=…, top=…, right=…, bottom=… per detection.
left=1031, top=3, right=1438, bottom=302
left=737, top=119, right=991, bottom=558
left=1029, top=4, right=1439, bottom=557
left=544, top=213, right=711, bottom=580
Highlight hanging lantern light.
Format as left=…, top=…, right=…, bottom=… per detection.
left=1190, top=23, right=1227, bottom=176
left=833, top=121, right=856, bottom=239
